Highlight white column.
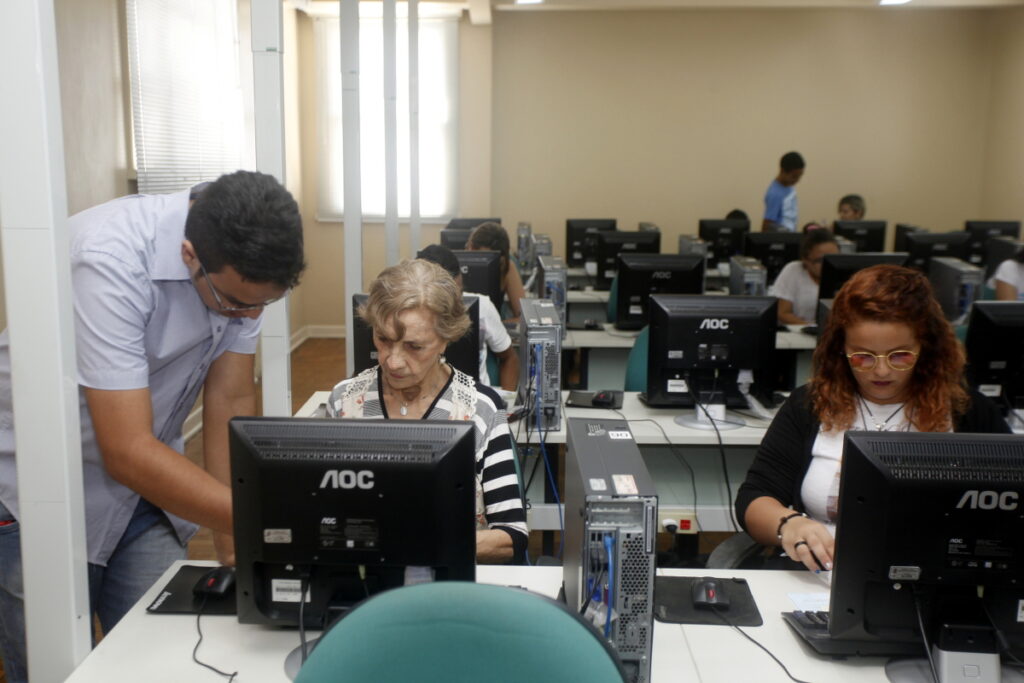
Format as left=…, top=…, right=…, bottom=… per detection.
left=0, top=1, right=91, bottom=680
left=383, top=0, right=399, bottom=265
left=342, top=0, right=363, bottom=378
left=408, top=0, right=421, bottom=253
left=251, top=0, right=292, bottom=417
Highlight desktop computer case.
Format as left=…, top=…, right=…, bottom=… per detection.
left=564, top=418, right=657, bottom=683
left=536, top=255, right=568, bottom=334
left=517, top=298, right=562, bottom=431
left=729, top=255, right=767, bottom=296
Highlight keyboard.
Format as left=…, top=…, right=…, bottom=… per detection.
left=781, top=611, right=922, bottom=658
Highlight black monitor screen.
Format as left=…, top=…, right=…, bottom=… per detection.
left=894, top=224, right=928, bottom=253
left=566, top=219, right=616, bottom=267
left=588, top=230, right=661, bottom=290
left=833, top=221, right=887, bottom=252
left=743, top=232, right=803, bottom=285
left=613, top=254, right=705, bottom=331
left=644, top=294, right=776, bottom=408
left=352, top=294, right=480, bottom=382
left=818, top=253, right=908, bottom=300
left=454, top=249, right=503, bottom=312
left=698, top=219, right=750, bottom=270
left=905, top=231, right=971, bottom=272
left=440, top=229, right=472, bottom=251
left=965, top=301, right=1024, bottom=414
left=829, top=432, right=1024, bottom=658
left=965, top=221, right=1021, bottom=268
left=231, top=417, right=477, bottom=628
left=446, top=217, right=499, bottom=232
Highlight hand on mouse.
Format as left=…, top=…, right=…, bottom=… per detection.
left=780, top=516, right=834, bottom=573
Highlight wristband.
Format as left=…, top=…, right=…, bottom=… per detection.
left=776, top=511, right=806, bottom=541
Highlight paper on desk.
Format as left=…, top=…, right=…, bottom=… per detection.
left=787, top=592, right=830, bottom=613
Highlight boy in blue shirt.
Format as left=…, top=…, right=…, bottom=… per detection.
left=763, top=151, right=806, bottom=232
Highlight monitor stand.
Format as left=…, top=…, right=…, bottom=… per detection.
left=674, top=402, right=745, bottom=431
left=885, top=653, right=1024, bottom=683
left=284, top=637, right=322, bottom=681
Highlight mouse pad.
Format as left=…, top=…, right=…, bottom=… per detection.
left=145, top=564, right=237, bottom=615
left=653, top=576, right=762, bottom=627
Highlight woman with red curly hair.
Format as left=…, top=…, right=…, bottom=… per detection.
left=735, top=265, right=1009, bottom=573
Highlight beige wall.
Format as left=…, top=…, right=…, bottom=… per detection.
left=981, top=7, right=1024, bottom=220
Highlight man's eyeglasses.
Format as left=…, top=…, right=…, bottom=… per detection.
left=845, top=350, right=919, bottom=372
left=197, top=261, right=283, bottom=312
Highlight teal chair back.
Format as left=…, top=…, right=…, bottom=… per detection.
left=294, top=582, right=629, bottom=683
left=624, top=325, right=650, bottom=392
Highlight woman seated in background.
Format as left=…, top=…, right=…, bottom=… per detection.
left=736, top=265, right=1009, bottom=573
left=990, top=245, right=1024, bottom=301
left=836, top=193, right=865, bottom=221
left=466, top=222, right=527, bottom=321
left=772, top=229, right=840, bottom=325
left=325, top=260, right=528, bottom=563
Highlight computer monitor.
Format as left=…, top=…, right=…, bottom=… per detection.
left=965, top=301, right=1024, bottom=416
left=588, top=230, right=661, bottom=290
left=894, top=223, right=928, bottom=252
left=642, top=294, right=777, bottom=425
left=743, top=232, right=803, bottom=285
left=453, top=249, right=503, bottom=312
left=818, top=253, right=909, bottom=300
left=824, top=431, right=1024, bottom=666
left=439, top=228, right=472, bottom=251
left=833, top=220, right=887, bottom=253
left=904, top=231, right=971, bottom=272
left=964, top=220, right=1021, bottom=267
left=613, top=254, right=705, bottom=330
left=565, top=219, right=616, bottom=267
left=698, top=219, right=750, bottom=270
left=231, top=417, right=477, bottom=628
left=984, top=237, right=1023, bottom=281
left=446, top=217, right=499, bottom=232
left=351, top=293, right=480, bottom=382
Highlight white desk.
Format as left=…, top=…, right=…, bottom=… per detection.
left=66, top=562, right=893, bottom=682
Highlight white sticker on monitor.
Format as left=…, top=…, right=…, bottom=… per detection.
left=667, top=379, right=689, bottom=393
left=608, top=430, right=632, bottom=440
left=271, top=579, right=310, bottom=603
left=629, top=305, right=642, bottom=315
left=263, top=528, right=292, bottom=544
left=604, top=270, right=616, bottom=279
left=1017, top=599, right=1024, bottom=623
left=668, top=350, right=683, bottom=360
left=612, top=474, right=639, bottom=495
left=979, top=384, right=1002, bottom=398
left=590, top=478, right=608, bottom=491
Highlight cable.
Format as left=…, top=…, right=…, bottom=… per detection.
left=603, top=534, right=615, bottom=638
left=192, top=595, right=238, bottom=681
left=710, top=606, right=813, bottom=683
left=913, top=591, right=941, bottom=683
left=688, top=371, right=739, bottom=531
left=298, top=575, right=311, bottom=664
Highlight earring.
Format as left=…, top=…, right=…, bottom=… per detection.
left=439, top=354, right=446, bottom=365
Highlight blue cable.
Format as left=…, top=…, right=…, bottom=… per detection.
left=534, top=343, right=564, bottom=559
left=603, top=534, right=614, bottom=638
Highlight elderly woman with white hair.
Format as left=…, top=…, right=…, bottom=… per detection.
left=325, top=259, right=528, bottom=563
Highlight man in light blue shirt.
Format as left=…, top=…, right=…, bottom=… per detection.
left=763, top=151, right=806, bottom=232
left=0, top=171, right=305, bottom=682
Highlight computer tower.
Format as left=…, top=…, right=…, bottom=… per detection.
left=536, top=255, right=568, bottom=336
left=835, top=235, right=856, bottom=254
left=516, top=221, right=533, bottom=272
left=564, top=418, right=656, bottom=683
left=677, top=234, right=708, bottom=259
left=531, top=233, right=553, bottom=262
left=517, top=299, right=562, bottom=431
left=928, top=257, right=983, bottom=324
left=728, top=256, right=767, bottom=296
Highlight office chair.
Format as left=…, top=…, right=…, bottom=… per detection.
left=293, top=582, right=629, bottom=683
left=623, top=325, right=649, bottom=392
left=705, top=531, right=767, bottom=569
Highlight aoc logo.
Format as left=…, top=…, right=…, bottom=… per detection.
left=699, top=318, right=729, bottom=330
left=651, top=271, right=673, bottom=280
left=319, top=470, right=375, bottom=490
left=956, top=490, right=1018, bottom=511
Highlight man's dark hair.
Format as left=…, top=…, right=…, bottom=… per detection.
left=780, top=151, right=805, bottom=173
left=185, top=171, right=306, bottom=289
left=725, top=209, right=748, bottom=221
left=417, top=244, right=461, bottom=280
left=800, top=228, right=838, bottom=260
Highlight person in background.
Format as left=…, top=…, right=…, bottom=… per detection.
left=726, top=209, right=749, bottom=221
left=802, top=221, right=826, bottom=233
left=417, top=244, right=519, bottom=391
left=772, top=229, right=840, bottom=325
left=465, top=222, right=527, bottom=321
left=0, top=171, right=306, bottom=683
left=325, top=260, right=528, bottom=564
left=990, top=246, right=1024, bottom=301
left=762, top=151, right=805, bottom=232
left=837, top=194, right=866, bottom=221
left=736, top=265, right=1009, bottom=573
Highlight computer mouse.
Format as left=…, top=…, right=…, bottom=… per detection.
left=591, top=391, right=616, bottom=408
left=193, top=566, right=236, bottom=597
left=691, top=577, right=729, bottom=609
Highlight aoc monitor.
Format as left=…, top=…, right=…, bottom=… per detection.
left=894, top=224, right=928, bottom=253
left=814, top=432, right=1024, bottom=665
left=231, top=417, right=477, bottom=628
left=818, top=253, right=909, bottom=300
left=588, top=230, right=662, bottom=291
left=351, top=293, right=480, bottom=382
left=698, top=219, right=750, bottom=271
left=445, top=217, right=499, bottom=232
left=439, top=229, right=473, bottom=251
left=833, top=220, right=887, bottom=253
left=904, top=231, right=971, bottom=273
left=613, top=254, right=705, bottom=331
left=743, top=231, right=803, bottom=285
left=965, top=301, right=1024, bottom=416
left=566, top=219, right=617, bottom=267
left=964, top=221, right=1021, bottom=267
left=642, top=294, right=777, bottom=411
left=454, top=249, right=503, bottom=312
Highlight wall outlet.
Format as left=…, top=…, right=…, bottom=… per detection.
left=659, top=506, right=698, bottom=534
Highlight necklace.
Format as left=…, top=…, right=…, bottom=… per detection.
left=858, top=395, right=907, bottom=431
left=385, top=367, right=447, bottom=416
